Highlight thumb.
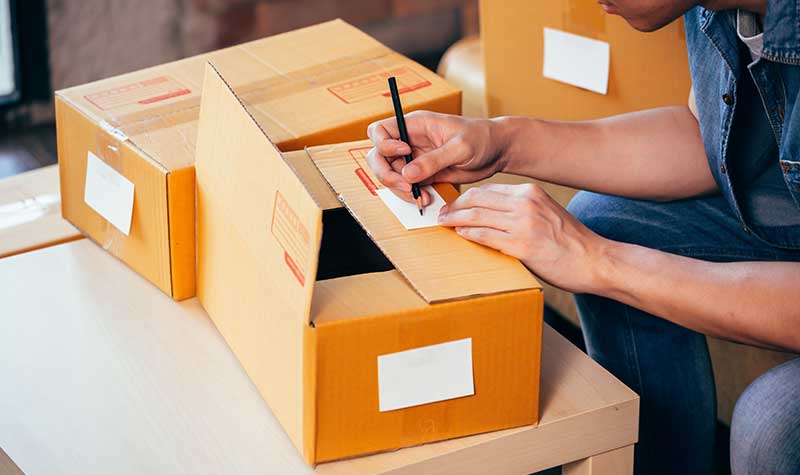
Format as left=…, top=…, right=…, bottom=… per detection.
left=402, top=137, right=470, bottom=183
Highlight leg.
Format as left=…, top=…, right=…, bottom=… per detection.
left=730, top=358, right=800, bottom=475
left=567, top=191, right=800, bottom=475
left=563, top=445, right=635, bottom=475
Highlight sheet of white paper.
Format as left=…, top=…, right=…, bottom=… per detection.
left=375, top=186, right=446, bottom=230
left=84, top=151, right=135, bottom=235
left=543, top=27, right=610, bottom=95
left=377, top=338, right=474, bottom=412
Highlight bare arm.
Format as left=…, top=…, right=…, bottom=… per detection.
left=438, top=183, right=800, bottom=353
left=496, top=103, right=717, bottom=201
left=598, top=241, right=800, bottom=352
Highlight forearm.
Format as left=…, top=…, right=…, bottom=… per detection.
left=492, top=106, right=717, bottom=201
left=591, top=241, right=800, bottom=352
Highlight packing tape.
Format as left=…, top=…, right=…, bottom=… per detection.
left=93, top=128, right=126, bottom=252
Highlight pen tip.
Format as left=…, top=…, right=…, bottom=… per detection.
left=419, top=209, right=423, bottom=216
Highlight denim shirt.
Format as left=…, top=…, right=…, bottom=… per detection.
left=684, top=2, right=800, bottom=249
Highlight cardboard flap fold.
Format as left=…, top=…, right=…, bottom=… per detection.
left=195, top=62, right=322, bottom=451
left=306, top=140, right=541, bottom=303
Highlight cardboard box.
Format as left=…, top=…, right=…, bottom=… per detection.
left=56, top=19, right=461, bottom=300
left=195, top=64, right=543, bottom=464
left=0, top=165, right=82, bottom=259
left=481, top=0, right=691, bottom=119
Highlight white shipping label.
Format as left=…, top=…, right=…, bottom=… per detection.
left=84, top=151, right=135, bottom=235
left=375, top=185, right=447, bottom=230
left=543, top=27, right=610, bottom=95
left=377, top=338, right=474, bottom=412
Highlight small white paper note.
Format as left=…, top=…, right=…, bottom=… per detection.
left=375, top=185, right=446, bottom=230
left=543, top=27, right=610, bottom=95
left=84, top=151, right=135, bottom=235
left=377, top=338, right=474, bottom=412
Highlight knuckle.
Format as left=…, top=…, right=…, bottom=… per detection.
left=465, top=208, right=481, bottom=222
left=472, top=228, right=487, bottom=240
left=408, top=110, right=432, bottom=120
left=463, top=187, right=480, bottom=201
left=520, top=183, right=539, bottom=197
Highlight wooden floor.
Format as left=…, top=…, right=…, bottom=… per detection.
left=0, top=124, right=57, bottom=180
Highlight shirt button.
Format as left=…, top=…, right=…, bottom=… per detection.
left=722, top=93, right=734, bottom=106
left=743, top=225, right=751, bottom=235
left=720, top=163, right=727, bottom=174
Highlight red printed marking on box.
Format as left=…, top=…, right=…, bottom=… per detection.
left=271, top=191, right=311, bottom=286
left=84, top=76, right=191, bottom=111
left=348, top=147, right=382, bottom=196
left=327, top=67, right=431, bottom=104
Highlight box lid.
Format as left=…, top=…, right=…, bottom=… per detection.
left=195, top=62, right=323, bottom=451
left=306, top=141, right=541, bottom=303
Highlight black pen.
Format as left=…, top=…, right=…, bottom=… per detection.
left=387, top=76, right=424, bottom=215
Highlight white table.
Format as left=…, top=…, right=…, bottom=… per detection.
left=0, top=241, right=638, bottom=474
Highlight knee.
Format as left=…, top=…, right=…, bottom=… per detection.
left=730, top=360, right=800, bottom=475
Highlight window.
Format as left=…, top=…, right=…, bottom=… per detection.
left=0, top=0, right=19, bottom=105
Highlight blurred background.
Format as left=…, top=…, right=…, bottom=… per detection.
left=0, top=0, right=478, bottom=179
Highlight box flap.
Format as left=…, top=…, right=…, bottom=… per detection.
left=195, top=62, right=322, bottom=452
left=306, top=140, right=541, bottom=303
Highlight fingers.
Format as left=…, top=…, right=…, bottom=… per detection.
left=386, top=186, right=432, bottom=206
left=439, top=207, right=515, bottom=231
left=453, top=227, right=513, bottom=254
left=402, top=137, right=471, bottom=184
left=366, top=147, right=411, bottom=193
left=442, top=187, right=516, bottom=213
left=367, top=117, right=400, bottom=145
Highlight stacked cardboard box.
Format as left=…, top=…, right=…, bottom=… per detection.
left=56, top=19, right=461, bottom=300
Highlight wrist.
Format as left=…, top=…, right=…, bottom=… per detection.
left=489, top=116, right=547, bottom=175
left=586, top=238, right=630, bottom=298
left=487, top=116, right=518, bottom=173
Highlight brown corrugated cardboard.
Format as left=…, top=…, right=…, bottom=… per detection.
left=195, top=63, right=542, bottom=465
left=57, top=19, right=462, bottom=300
left=481, top=0, right=692, bottom=119
left=0, top=165, right=82, bottom=259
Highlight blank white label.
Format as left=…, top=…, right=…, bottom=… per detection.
left=375, top=186, right=446, bottom=230
left=543, top=27, right=610, bottom=95
left=84, top=151, right=135, bottom=235
left=377, top=338, right=474, bottom=412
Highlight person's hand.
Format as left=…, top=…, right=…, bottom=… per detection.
left=366, top=111, right=506, bottom=205
left=437, top=183, right=610, bottom=294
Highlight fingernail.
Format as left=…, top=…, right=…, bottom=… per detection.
left=396, top=144, right=409, bottom=154
left=455, top=227, right=463, bottom=235
left=437, top=211, right=446, bottom=224
left=403, top=164, right=420, bottom=180
left=398, top=182, right=411, bottom=192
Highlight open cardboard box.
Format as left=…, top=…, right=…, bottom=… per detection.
left=196, top=63, right=543, bottom=465
left=56, top=19, right=461, bottom=301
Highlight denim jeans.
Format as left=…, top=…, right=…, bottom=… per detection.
left=567, top=191, right=800, bottom=475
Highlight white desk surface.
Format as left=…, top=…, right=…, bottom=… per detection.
left=0, top=240, right=637, bottom=475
